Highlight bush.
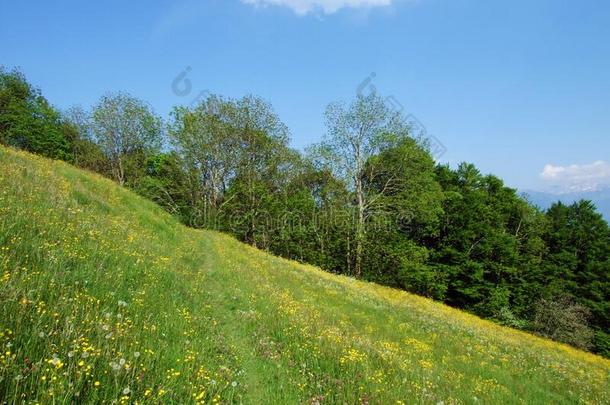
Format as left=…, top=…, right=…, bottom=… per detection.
left=593, top=330, right=610, bottom=358
left=497, top=306, right=529, bottom=329
left=532, top=296, right=594, bottom=350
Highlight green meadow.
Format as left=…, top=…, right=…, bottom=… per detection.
left=1, top=146, right=608, bottom=404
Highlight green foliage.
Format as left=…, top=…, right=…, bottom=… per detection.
left=314, top=91, right=412, bottom=277
left=134, top=152, right=193, bottom=223
left=497, top=306, right=530, bottom=329
left=429, top=163, right=548, bottom=319
left=545, top=201, right=609, bottom=322
left=540, top=200, right=610, bottom=354
left=270, top=164, right=354, bottom=274
left=594, top=330, right=610, bottom=358
left=91, top=93, right=162, bottom=185
left=533, top=296, right=594, bottom=350
left=0, top=67, right=71, bottom=160
left=361, top=137, right=445, bottom=296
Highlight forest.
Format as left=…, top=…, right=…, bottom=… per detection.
left=1, top=66, right=608, bottom=357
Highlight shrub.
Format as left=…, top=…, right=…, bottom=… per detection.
left=532, top=296, right=594, bottom=350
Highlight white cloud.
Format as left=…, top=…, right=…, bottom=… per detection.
left=241, top=0, right=395, bottom=15
left=540, top=161, right=610, bottom=192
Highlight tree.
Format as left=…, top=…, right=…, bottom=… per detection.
left=430, top=163, right=547, bottom=318
left=135, top=152, right=192, bottom=222
left=0, top=67, right=71, bottom=160
left=364, top=137, right=444, bottom=237
left=362, top=138, right=445, bottom=293
left=169, top=94, right=291, bottom=233
left=542, top=200, right=610, bottom=354
left=58, top=106, right=111, bottom=175
left=91, top=93, right=162, bottom=186
left=169, top=95, right=240, bottom=216
left=313, top=91, right=410, bottom=277
left=220, top=96, right=293, bottom=247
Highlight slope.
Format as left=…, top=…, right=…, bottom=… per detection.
left=0, top=146, right=608, bottom=404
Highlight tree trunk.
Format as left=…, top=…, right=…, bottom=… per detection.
left=117, top=155, right=125, bottom=186
left=354, top=175, right=365, bottom=278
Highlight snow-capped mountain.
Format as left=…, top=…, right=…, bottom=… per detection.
left=521, top=187, right=610, bottom=221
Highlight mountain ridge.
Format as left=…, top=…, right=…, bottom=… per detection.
left=522, top=187, right=610, bottom=220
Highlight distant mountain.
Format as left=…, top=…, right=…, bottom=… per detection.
left=521, top=187, right=610, bottom=221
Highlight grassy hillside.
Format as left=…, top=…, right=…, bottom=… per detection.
left=0, top=146, right=608, bottom=404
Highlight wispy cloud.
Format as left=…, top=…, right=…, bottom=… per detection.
left=153, top=0, right=204, bottom=36
left=540, top=161, right=610, bottom=192
left=241, top=0, right=395, bottom=15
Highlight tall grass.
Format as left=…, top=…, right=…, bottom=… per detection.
left=0, top=146, right=608, bottom=404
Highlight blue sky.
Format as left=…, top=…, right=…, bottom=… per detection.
left=2, top=0, right=609, bottom=191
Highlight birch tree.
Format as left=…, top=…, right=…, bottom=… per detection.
left=315, top=91, right=410, bottom=277
left=92, top=93, right=162, bottom=186
left=169, top=95, right=239, bottom=212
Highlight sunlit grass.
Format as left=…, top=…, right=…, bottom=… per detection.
left=0, top=146, right=608, bottom=404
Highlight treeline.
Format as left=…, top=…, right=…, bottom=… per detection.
left=1, top=67, right=608, bottom=356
